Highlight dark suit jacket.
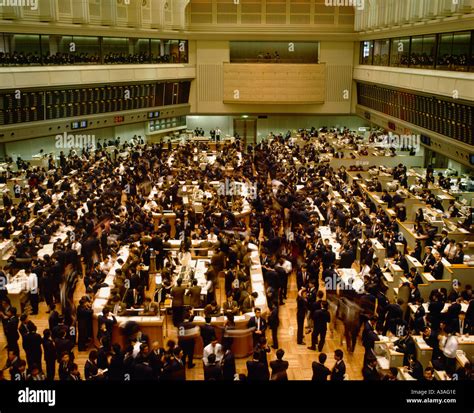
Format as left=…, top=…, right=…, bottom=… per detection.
left=451, top=318, right=471, bottom=335
left=222, top=300, right=239, bottom=315
left=200, top=324, right=215, bottom=347
left=431, top=261, right=444, bottom=280
left=453, top=252, right=464, bottom=264
left=134, top=362, right=154, bottom=380
left=339, top=250, right=354, bottom=269
left=6, top=316, right=19, bottom=341
left=97, top=314, right=116, bottom=338
left=330, top=360, right=346, bottom=381
left=171, top=286, right=186, bottom=307
left=270, top=359, right=288, bottom=381
left=445, top=302, right=462, bottom=322
left=268, top=308, right=280, bottom=329
left=42, top=337, right=56, bottom=363
left=204, top=363, right=223, bottom=381
left=312, top=361, right=331, bottom=381
left=385, top=303, right=403, bottom=321
left=162, top=358, right=185, bottom=381
left=312, top=308, right=331, bottom=331
left=296, top=270, right=310, bottom=290
left=248, top=316, right=267, bottom=333
left=187, top=286, right=202, bottom=307
left=422, top=253, right=436, bottom=271
left=222, top=352, right=236, bottom=380
left=246, top=360, right=267, bottom=380
left=362, top=325, right=378, bottom=350
left=362, top=365, right=381, bottom=381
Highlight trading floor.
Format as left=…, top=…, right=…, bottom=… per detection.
left=0, top=0, right=473, bottom=389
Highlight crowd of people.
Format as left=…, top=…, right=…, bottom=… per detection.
left=0, top=51, right=185, bottom=66
left=0, top=127, right=473, bottom=381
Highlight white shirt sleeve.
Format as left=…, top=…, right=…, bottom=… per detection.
left=28, top=274, right=38, bottom=293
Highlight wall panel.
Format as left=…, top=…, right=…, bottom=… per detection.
left=223, top=63, right=326, bottom=104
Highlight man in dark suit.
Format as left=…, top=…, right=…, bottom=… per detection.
left=177, top=313, right=199, bottom=369
left=362, top=357, right=381, bottom=380
left=296, top=264, right=310, bottom=290
left=439, top=230, right=450, bottom=256
left=338, top=246, right=354, bottom=269
left=383, top=299, right=403, bottom=335
left=97, top=307, right=116, bottom=340
left=42, top=329, right=56, bottom=380
left=452, top=312, right=471, bottom=335
left=270, top=348, right=288, bottom=381
left=54, top=330, right=74, bottom=362
left=247, top=308, right=267, bottom=348
left=186, top=279, right=202, bottom=308
left=162, top=347, right=186, bottom=381
left=23, top=324, right=42, bottom=371
left=204, top=353, right=222, bottom=381
left=445, top=298, right=462, bottom=323
left=312, top=352, right=331, bottom=381
left=322, top=245, right=336, bottom=270
left=10, top=359, right=28, bottom=381
left=362, top=317, right=379, bottom=364
left=222, top=294, right=239, bottom=316
left=330, top=349, right=346, bottom=381
left=5, top=306, right=20, bottom=355
left=296, top=288, right=308, bottom=345
left=422, top=246, right=436, bottom=272
left=200, top=317, right=215, bottom=348
left=48, top=304, right=60, bottom=331
left=77, top=298, right=93, bottom=351
left=428, top=293, right=444, bottom=330
left=222, top=349, right=236, bottom=380
left=81, top=233, right=101, bottom=272
left=452, top=243, right=464, bottom=264
left=133, top=359, right=154, bottom=380
left=246, top=351, right=267, bottom=381
left=408, top=283, right=421, bottom=303
left=171, top=278, right=186, bottom=326
left=268, top=306, right=280, bottom=349
left=431, top=254, right=444, bottom=280
left=308, top=300, right=331, bottom=352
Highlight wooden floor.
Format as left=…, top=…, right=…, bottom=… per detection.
left=0, top=270, right=364, bottom=380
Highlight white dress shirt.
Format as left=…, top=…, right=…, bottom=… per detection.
left=203, top=343, right=224, bottom=366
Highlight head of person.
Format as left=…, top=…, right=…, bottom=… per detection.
left=424, top=367, right=434, bottom=380
left=88, top=350, right=98, bottom=362
left=208, top=353, right=217, bottom=365
left=173, top=346, right=183, bottom=359
left=255, top=308, right=261, bottom=318
left=276, top=349, right=284, bottom=360
left=334, top=349, right=344, bottom=361
left=319, top=353, right=327, bottom=364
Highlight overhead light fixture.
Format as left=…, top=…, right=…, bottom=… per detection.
left=242, top=115, right=248, bottom=118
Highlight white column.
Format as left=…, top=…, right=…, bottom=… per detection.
left=71, top=0, right=90, bottom=24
